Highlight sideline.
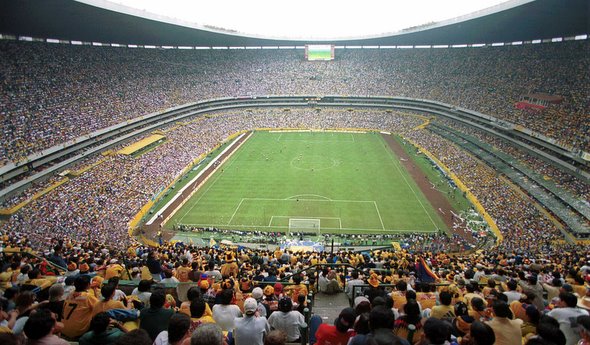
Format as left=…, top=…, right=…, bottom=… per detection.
left=146, top=132, right=248, bottom=225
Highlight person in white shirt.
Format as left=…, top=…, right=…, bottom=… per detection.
left=233, top=298, right=270, bottom=345
left=503, top=279, right=523, bottom=304
left=345, top=271, right=365, bottom=301
left=547, top=292, right=590, bottom=345
left=212, top=289, right=242, bottom=332
left=268, top=297, right=306, bottom=342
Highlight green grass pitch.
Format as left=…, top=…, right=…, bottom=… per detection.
left=166, top=131, right=447, bottom=234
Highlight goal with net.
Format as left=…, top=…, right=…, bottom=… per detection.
left=288, top=218, right=321, bottom=236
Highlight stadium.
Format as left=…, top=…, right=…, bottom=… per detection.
left=0, top=0, right=588, bottom=344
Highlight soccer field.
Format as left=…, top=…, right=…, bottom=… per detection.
left=166, top=131, right=447, bottom=234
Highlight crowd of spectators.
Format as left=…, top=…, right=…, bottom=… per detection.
left=404, top=127, right=566, bottom=254
left=0, top=104, right=584, bottom=258
left=1, top=234, right=590, bottom=345
left=0, top=38, right=589, bottom=344
left=436, top=118, right=590, bottom=203
left=1, top=39, right=588, bottom=167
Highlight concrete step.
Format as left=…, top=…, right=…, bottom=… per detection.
left=312, top=292, right=351, bottom=324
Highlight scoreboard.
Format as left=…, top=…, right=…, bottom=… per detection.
left=305, top=44, right=335, bottom=61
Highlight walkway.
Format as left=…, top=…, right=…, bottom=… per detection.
left=312, top=291, right=351, bottom=324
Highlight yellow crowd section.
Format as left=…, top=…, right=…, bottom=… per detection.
left=406, top=138, right=504, bottom=245
left=118, top=134, right=165, bottom=155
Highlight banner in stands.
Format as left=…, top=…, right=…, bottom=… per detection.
left=280, top=240, right=324, bottom=252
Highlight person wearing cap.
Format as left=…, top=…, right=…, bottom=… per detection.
left=105, top=259, right=124, bottom=280
left=198, top=280, right=216, bottom=308
left=65, top=262, right=80, bottom=277
left=364, top=273, right=387, bottom=303
left=251, top=287, right=268, bottom=317
left=262, top=285, right=278, bottom=314
left=42, top=283, right=66, bottom=321
left=221, top=253, right=239, bottom=278
left=268, top=297, right=306, bottom=343
left=233, top=297, right=270, bottom=345
left=316, top=307, right=357, bottom=345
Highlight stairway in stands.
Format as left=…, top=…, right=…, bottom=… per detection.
left=311, top=291, right=351, bottom=324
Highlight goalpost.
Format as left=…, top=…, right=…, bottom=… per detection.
left=288, top=218, right=321, bottom=236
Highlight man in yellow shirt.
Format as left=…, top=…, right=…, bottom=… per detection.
left=92, top=284, right=127, bottom=316
left=105, top=259, right=124, bottom=280
left=175, top=259, right=192, bottom=283
left=62, top=275, right=98, bottom=339
left=26, top=268, right=55, bottom=290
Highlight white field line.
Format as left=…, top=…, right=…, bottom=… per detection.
left=179, top=223, right=436, bottom=233
left=373, top=201, right=386, bottom=231
left=231, top=198, right=377, bottom=229
left=241, top=197, right=375, bottom=203
left=285, top=194, right=331, bottom=200
left=268, top=216, right=343, bottom=228
left=227, top=198, right=246, bottom=225
left=146, top=132, right=247, bottom=225
left=177, top=138, right=252, bottom=223
left=381, top=139, right=439, bottom=230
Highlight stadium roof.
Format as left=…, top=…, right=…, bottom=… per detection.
left=0, top=0, right=588, bottom=46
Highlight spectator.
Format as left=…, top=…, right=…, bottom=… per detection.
left=23, top=309, right=68, bottom=345
left=422, top=318, right=453, bottom=345
left=485, top=300, right=523, bottom=345
left=78, top=312, right=128, bottom=345
left=92, top=284, right=126, bottom=316
left=190, top=323, right=224, bottom=345
left=314, top=307, right=355, bottom=345
left=547, top=292, right=589, bottom=345
left=268, top=297, right=306, bottom=343
left=139, top=290, right=174, bottom=341
left=61, top=275, right=98, bottom=339
left=430, top=291, right=456, bottom=319
left=263, top=330, right=287, bottom=345
left=460, top=321, right=495, bottom=345
left=211, top=288, right=242, bottom=332
left=361, top=305, right=408, bottom=345
left=233, top=297, right=270, bottom=345
left=153, top=312, right=191, bottom=345
left=114, top=329, right=153, bottom=345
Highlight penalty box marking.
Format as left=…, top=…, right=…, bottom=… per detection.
left=227, top=197, right=385, bottom=230
left=269, top=216, right=343, bottom=229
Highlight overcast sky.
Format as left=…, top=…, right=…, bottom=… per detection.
left=108, top=0, right=513, bottom=39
